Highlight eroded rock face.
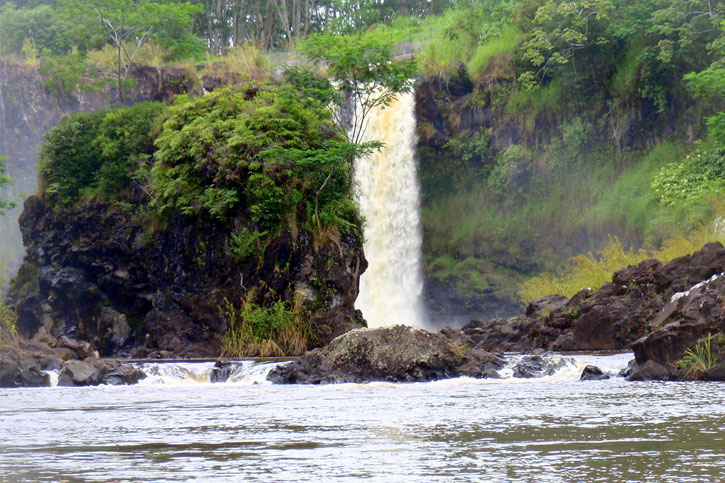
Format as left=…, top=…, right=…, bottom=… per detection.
left=460, top=242, right=725, bottom=357
left=0, top=335, right=65, bottom=388
left=12, top=196, right=366, bottom=358
left=267, top=325, right=504, bottom=384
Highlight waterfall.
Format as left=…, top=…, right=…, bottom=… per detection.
left=353, top=91, right=426, bottom=328
left=0, top=69, right=6, bottom=155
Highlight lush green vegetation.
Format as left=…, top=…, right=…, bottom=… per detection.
left=220, top=290, right=311, bottom=357
left=676, top=334, right=720, bottom=380
left=151, top=85, right=361, bottom=238
left=40, top=102, right=166, bottom=203
left=410, top=0, right=724, bottom=306
left=3, top=0, right=724, bottom=317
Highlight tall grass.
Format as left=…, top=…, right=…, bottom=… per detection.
left=0, top=302, right=18, bottom=346
left=220, top=290, right=311, bottom=357
left=198, top=43, right=272, bottom=82
left=676, top=334, right=718, bottom=379
left=466, top=26, right=520, bottom=81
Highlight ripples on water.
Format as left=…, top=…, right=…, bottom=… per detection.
left=1, top=353, right=724, bottom=482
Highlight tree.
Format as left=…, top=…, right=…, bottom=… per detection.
left=0, top=156, right=16, bottom=215
left=59, top=0, right=202, bottom=102
left=299, top=34, right=418, bottom=145
left=518, top=0, right=615, bottom=89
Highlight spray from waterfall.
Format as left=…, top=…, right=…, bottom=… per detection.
left=353, top=91, right=426, bottom=328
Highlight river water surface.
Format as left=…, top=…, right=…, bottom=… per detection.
left=1, top=353, right=724, bottom=482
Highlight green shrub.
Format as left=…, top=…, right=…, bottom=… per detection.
left=39, top=102, right=166, bottom=202
left=151, top=85, right=359, bottom=238
left=651, top=144, right=725, bottom=207
left=40, top=110, right=107, bottom=202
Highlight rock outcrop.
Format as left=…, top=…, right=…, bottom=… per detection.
left=456, top=243, right=725, bottom=362
left=10, top=195, right=366, bottom=358
left=267, top=325, right=504, bottom=384
left=57, top=358, right=145, bottom=386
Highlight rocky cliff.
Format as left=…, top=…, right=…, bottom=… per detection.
left=9, top=193, right=366, bottom=358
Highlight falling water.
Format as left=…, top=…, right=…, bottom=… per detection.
left=0, top=69, right=6, bottom=155
left=353, top=91, right=426, bottom=328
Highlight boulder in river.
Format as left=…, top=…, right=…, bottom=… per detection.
left=267, top=325, right=504, bottom=384
left=626, top=360, right=673, bottom=381
left=512, top=354, right=571, bottom=378
left=0, top=337, right=65, bottom=388
left=57, top=359, right=146, bottom=386
left=580, top=365, right=610, bottom=381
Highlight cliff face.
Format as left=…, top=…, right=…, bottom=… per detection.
left=12, top=194, right=366, bottom=358
left=414, top=71, right=706, bottom=326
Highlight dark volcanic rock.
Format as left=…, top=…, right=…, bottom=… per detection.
left=0, top=350, right=52, bottom=387
left=210, top=360, right=234, bottom=383
left=267, top=325, right=504, bottom=384
left=0, top=332, right=67, bottom=388
left=12, top=193, right=366, bottom=358
left=618, top=359, right=637, bottom=378
left=580, top=365, right=610, bottom=381
left=461, top=242, right=725, bottom=356
left=702, top=362, right=725, bottom=381
left=57, top=359, right=145, bottom=386
left=526, top=295, right=569, bottom=317
left=626, top=360, right=673, bottom=381
left=512, top=354, right=570, bottom=378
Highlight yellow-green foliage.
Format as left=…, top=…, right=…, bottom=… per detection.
left=199, top=43, right=272, bottom=82
left=220, top=291, right=311, bottom=357
left=466, top=26, right=520, bottom=81
left=0, top=301, right=18, bottom=345
left=518, top=224, right=725, bottom=301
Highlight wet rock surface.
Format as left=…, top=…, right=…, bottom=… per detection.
left=512, top=355, right=570, bottom=378
left=11, top=195, right=366, bottom=358
left=267, top=325, right=504, bottom=384
left=456, top=243, right=725, bottom=367
left=57, top=358, right=145, bottom=386
left=580, top=365, right=610, bottom=381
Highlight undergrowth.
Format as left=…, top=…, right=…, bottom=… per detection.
left=219, top=290, right=311, bottom=357
left=518, top=224, right=725, bottom=301
left=0, top=302, right=19, bottom=345
left=676, top=334, right=719, bottom=380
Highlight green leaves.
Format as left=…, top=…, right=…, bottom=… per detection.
left=39, top=102, right=166, bottom=203
left=0, top=156, right=17, bottom=216
left=150, top=85, right=360, bottom=237
left=300, top=33, right=419, bottom=144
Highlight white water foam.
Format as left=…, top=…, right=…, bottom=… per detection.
left=353, top=91, right=426, bottom=328
left=136, top=361, right=278, bottom=386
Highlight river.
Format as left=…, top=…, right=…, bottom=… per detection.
left=1, top=353, right=724, bottom=482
